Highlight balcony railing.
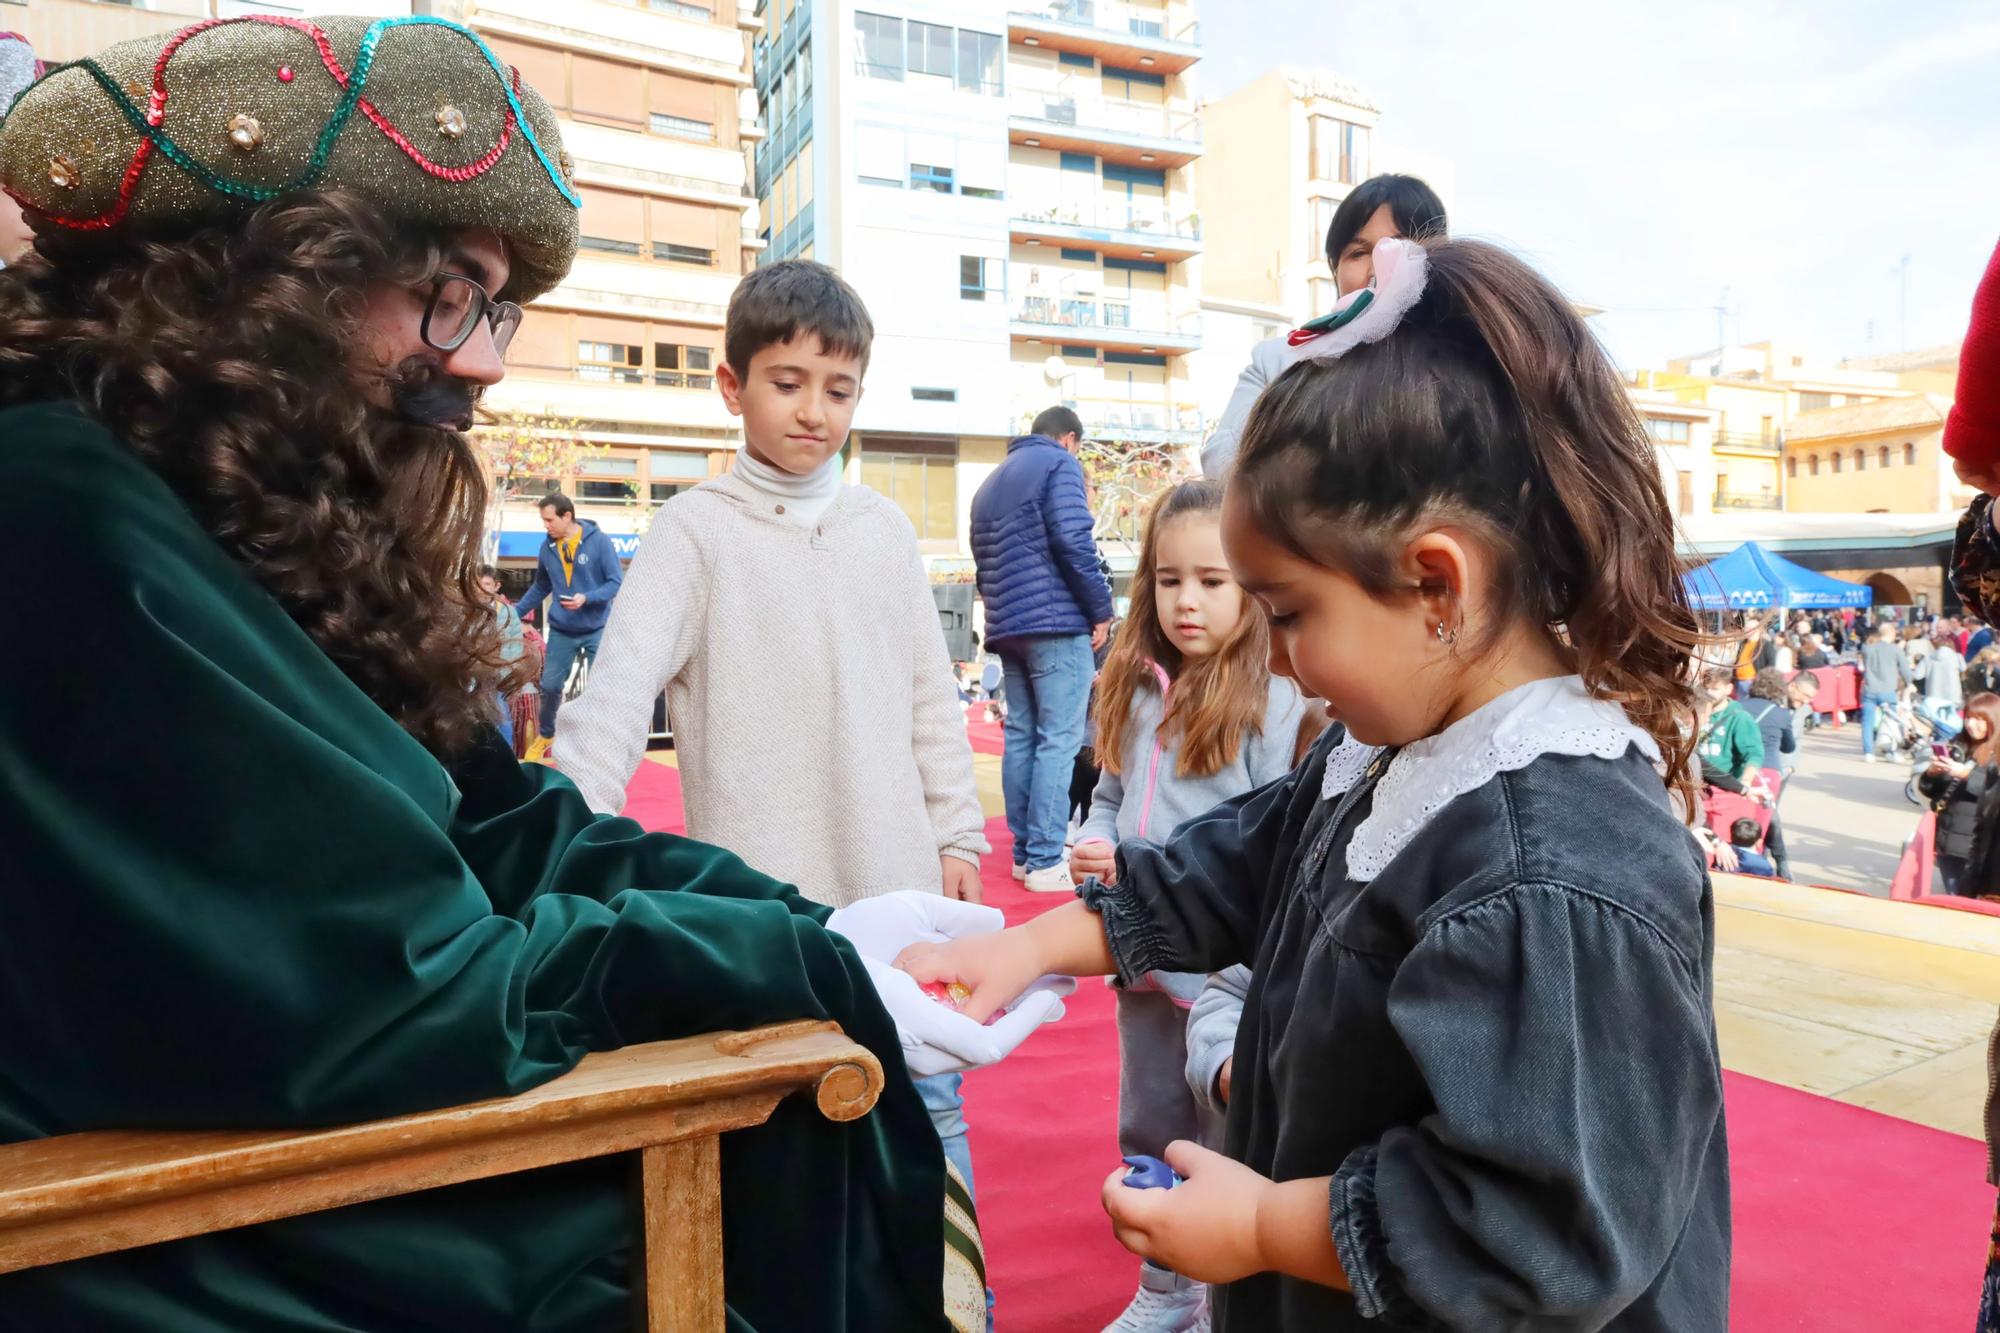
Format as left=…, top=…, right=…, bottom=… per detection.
left=1712, top=431, right=1783, bottom=454
left=1714, top=493, right=1782, bottom=511
left=573, top=157, right=753, bottom=202
left=1067, top=397, right=1204, bottom=443
left=509, top=363, right=719, bottom=389
left=1008, top=93, right=1201, bottom=145
left=1012, top=2, right=1200, bottom=49
left=1013, top=295, right=1200, bottom=342
left=473, top=12, right=743, bottom=78
left=1012, top=203, right=1199, bottom=242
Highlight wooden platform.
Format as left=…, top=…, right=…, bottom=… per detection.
left=1713, top=873, right=2000, bottom=1139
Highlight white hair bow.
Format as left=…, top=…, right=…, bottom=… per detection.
left=1283, top=236, right=1429, bottom=367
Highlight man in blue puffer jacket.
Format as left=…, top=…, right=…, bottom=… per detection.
left=971, top=407, right=1115, bottom=893
left=515, top=491, right=625, bottom=750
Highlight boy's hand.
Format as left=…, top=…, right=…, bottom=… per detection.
left=1100, top=1141, right=1269, bottom=1285
left=940, top=855, right=983, bottom=904
left=1071, top=838, right=1116, bottom=885
left=1217, top=1057, right=1233, bottom=1105
left=897, top=927, right=1045, bottom=1026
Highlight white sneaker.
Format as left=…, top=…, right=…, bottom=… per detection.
left=1023, top=863, right=1074, bottom=894
left=1864, top=753, right=1877, bottom=764
left=1011, top=864, right=1026, bottom=882
left=1101, top=1272, right=1207, bottom=1333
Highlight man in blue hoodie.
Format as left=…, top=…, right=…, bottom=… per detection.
left=516, top=492, right=624, bottom=751
left=970, top=407, right=1114, bottom=894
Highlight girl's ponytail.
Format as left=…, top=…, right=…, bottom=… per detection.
left=1235, top=238, right=1703, bottom=815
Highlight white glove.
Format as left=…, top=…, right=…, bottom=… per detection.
left=825, top=889, right=1005, bottom=962
left=858, top=956, right=1070, bottom=1078
left=828, top=891, right=1073, bottom=1076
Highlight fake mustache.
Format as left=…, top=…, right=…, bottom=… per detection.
left=388, top=354, right=480, bottom=431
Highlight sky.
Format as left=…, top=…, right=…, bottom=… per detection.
left=1199, top=0, right=2000, bottom=371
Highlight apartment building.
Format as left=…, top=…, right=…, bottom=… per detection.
left=5, top=0, right=411, bottom=62
left=461, top=0, right=763, bottom=568
left=749, top=0, right=1204, bottom=558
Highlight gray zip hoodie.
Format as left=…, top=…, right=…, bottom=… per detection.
left=1080, top=669, right=1305, bottom=1002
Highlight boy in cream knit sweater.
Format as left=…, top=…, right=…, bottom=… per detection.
left=556, top=261, right=995, bottom=1285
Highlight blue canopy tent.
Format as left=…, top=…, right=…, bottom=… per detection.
left=1681, top=542, right=1874, bottom=612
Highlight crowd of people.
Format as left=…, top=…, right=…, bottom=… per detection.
left=0, top=17, right=1995, bottom=1333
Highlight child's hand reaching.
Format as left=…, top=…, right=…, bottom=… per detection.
left=1100, top=1141, right=1269, bottom=1286
left=896, top=928, right=1046, bottom=1026
left=1070, top=838, right=1116, bottom=886
left=940, top=855, right=982, bottom=904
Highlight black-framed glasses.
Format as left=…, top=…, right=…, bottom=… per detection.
left=421, top=272, right=522, bottom=359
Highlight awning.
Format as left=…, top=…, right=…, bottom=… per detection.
left=1681, top=541, right=1874, bottom=611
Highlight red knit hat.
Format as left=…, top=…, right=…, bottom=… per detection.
left=1945, top=236, right=2000, bottom=468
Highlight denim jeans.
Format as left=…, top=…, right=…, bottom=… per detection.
left=1860, top=689, right=1897, bottom=756
left=538, top=628, right=602, bottom=736
left=916, top=1072, right=994, bottom=1329
left=998, top=634, right=1096, bottom=870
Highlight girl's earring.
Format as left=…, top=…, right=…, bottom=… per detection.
left=1435, top=619, right=1458, bottom=649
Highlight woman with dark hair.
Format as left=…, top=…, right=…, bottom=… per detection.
left=1924, top=692, right=2000, bottom=896
left=1200, top=173, right=1447, bottom=476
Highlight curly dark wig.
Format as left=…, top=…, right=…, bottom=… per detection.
left=0, top=189, right=528, bottom=756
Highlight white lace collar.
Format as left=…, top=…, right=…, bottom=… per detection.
left=1317, top=675, right=1661, bottom=880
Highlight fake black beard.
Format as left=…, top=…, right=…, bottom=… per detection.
left=388, top=354, right=480, bottom=431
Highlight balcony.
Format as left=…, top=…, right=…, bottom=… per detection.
left=1066, top=396, right=1205, bottom=446
left=487, top=363, right=737, bottom=432
left=1011, top=202, right=1200, bottom=262
left=1008, top=3, right=1201, bottom=75
left=468, top=0, right=750, bottom=84
left=1010, top=295, right=1201, bottom=353
left=1712, top=431, right=1783, bottom=455
left=1713, top=492, right=1782, bottom=511
left=1008, top=93, right=1202, bottom=169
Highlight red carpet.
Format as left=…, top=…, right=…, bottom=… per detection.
left=620, top=759, right=1996, bottom=1331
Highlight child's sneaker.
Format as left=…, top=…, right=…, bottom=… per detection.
left=1022, top=863, right=1073, bottom=894
left=1101, top=1267, right=1206, bottom=1332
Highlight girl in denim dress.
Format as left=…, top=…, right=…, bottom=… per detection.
left=903, top=237, right=1730, bottom=1330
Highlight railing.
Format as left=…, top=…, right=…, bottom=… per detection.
left=473, top=12, right=743, bottom=76
left=1013, top=295, right=1200, bottom=340
left=544, top=288, right=728, bottom=321
left=573, top=158, right=753, bottom=201
left=1012, top=203, right=1200, bottom=241
left=1714, top=493, right=1782, bottom=511
left=510, top=363, right=720, bottom=389
left=1012, top=2, right=1200, bottom=48
left=1008, top=92, right=1202, bottom=145
left=1712, top=432, right=1784, bottom=454
left=1068, top=397, right=1204, bottom=441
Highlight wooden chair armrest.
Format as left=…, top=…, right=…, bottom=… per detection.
left=0, top=1019, right=882, bottom=1277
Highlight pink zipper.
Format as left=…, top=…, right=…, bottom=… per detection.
left=1136, top=662, right=1172, bottom=840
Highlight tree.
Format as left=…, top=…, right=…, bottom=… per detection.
left=1079, top=435, right=1187, bottom=555
left=473, top=408, right=602, bottom=563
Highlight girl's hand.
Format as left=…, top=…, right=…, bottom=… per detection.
left=896, top=927, right=1045, bottom=1025
left=940, top=855, right=983, bottom=904
left=1071, top=839, right=1117, bottom=885
left=1217, top=1057, right=1233, bottom=1105
left=1100, top=1141, right=1269, bottom=1285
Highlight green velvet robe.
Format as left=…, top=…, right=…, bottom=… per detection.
left=0, top=402, right=947, bottom=1331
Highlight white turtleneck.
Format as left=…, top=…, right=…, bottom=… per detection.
left=731, top=447, right=843, bottom=529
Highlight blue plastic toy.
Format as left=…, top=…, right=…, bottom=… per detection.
left=1120, top=1154, right=1181, bottom=1190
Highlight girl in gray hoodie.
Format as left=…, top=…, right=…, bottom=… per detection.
left=1070, top=479, right=1314, bottom=1333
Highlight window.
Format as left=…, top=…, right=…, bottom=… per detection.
left=659, top=242, right=716, bottom=266
left=1831, top=451, right=1842, bottom=473
left=581, top=456, right=639, bottom=476
left=1310, top=116, right=1370, bottom=184
left=654, top=343, right=715, bottom=388
left=1308, top=276, right=1335, bottom=317
left=651, top=482, right=695, bottom=503
left=862, top=452, right=957, bottom=541
left=910, top=162, right=954, bottom=192
left=1879, top=445, right=1890, bottom=468
left=856, top=12, right=902, bottom=79
left=1904, top=441, right=1917, bottom=465
left=1799, top=391, right=1832, bottom=411
left=960, top=256, right=1001, bottom=301
left=1646, top=418, right=1690, bottom=444
left=1786, top=458, right=1797, bottom=478
left=577, top=479, right=635, bottom=503
left=650, top=449, right=710, bottom=480
left=1308, top=195, right=1337, bottom=258
left=1854, top=449, right=1866, bottom=471
left=907, top=20, right=953, bottom=79
left=579, top=235, right=644, bottom=255
left=650, top=112, right=714, bottom=142
left=855, top=124, right=904, bottom=186
left=578, top=340, right=643, bottom=383
left=1808, top=454, right=1820, bottom=475
left=958, top=139, right=1005, bottom=200
left=955, top=30, right=1003, bottom=95
left=647, top=0, right=712, bottom=18
left=912, top=387, right=957, bottom=402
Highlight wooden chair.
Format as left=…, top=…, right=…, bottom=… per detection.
left=0, top=1020, right=882, bottom=1332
